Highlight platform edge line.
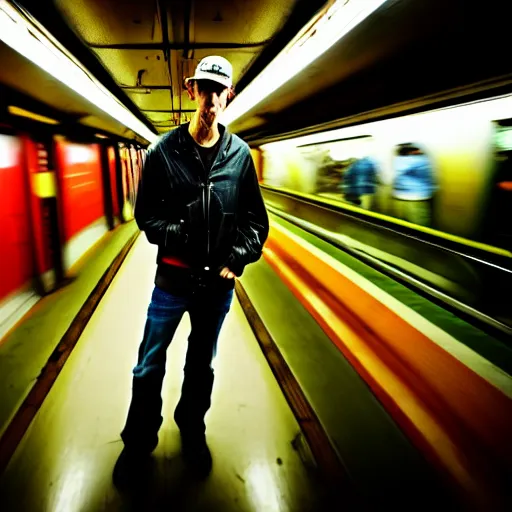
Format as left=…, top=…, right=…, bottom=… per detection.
left=234, top=279, right=360, bottom=505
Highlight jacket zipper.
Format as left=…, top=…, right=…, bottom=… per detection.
left=200, top=181, right=212, bottom=259
left=206, top=182, right=212, bottom=257
left=195, top=153, right=211, bottom=263
left=192, top=133, right=225, bottom=265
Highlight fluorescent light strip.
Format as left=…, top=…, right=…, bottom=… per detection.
left=260, top=93, right=512, bottom=151
left=222, top=0, right=389, bottom=126
left=0, top=0, right=158, bottom=143
left=8, top=105, right=58, bottom=124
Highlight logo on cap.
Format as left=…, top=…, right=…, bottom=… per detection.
left=199, top=60, right=230, bottom=78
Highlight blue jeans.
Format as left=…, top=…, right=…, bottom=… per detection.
left=121, top=284, right=233, bottom=452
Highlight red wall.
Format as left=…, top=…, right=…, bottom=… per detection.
left=55, top=141, right=104, bottom=242
left=0, top=134, right=33, bottom=300
left=22, top=136, right=52, bottom=274
left=108, top=146, right=120, bottom=218
left=133, top=148, right=142, bottom=197
left=120, top=147, right=131, bottom=210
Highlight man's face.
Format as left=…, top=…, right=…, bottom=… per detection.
left=193, top=80, right=229, bottom=125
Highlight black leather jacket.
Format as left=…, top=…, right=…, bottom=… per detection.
left=134, top=123, right=269, bottom=279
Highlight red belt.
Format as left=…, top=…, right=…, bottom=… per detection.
left=161, top=256, right=190, bottom=268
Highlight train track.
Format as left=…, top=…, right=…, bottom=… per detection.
left=262, top=186, right=512, bottom=341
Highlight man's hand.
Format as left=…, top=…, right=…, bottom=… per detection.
left=220, top=267, right=235, bottom=279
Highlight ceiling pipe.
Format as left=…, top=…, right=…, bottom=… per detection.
left=183, top=0, right=191, bottom=59
left=88, top=41, right=271, bottom=50
left=157, top=0, right=175, bottom=117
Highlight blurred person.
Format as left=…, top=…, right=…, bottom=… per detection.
left=341, top=153, right=379, bottom=209
left=113, top=55, right=269, bottom=486
left=484, top=145, right=512, bottom=248
left=392, top=143, right=436, bottom=226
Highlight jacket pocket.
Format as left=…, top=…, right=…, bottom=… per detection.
left=183, top=196, right=204, bottom=252
left=214, top=212, right=236, bottom=250
left=186, top=197, right=203, bottom=225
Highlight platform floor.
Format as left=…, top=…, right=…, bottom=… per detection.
left=0, top=237, right=327, bottom=511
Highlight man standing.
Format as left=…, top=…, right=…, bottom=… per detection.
left=114, top=56, right=269, bottom=485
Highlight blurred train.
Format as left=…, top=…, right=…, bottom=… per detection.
left=0, top=114, right=144, bottom=337
left=258, top=93, right=512, bottom=253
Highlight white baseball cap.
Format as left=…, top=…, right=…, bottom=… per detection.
left=185, top=56, right=233, bottom=88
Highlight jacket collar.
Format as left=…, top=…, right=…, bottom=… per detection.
left=176, top=122, right=232, bottom=160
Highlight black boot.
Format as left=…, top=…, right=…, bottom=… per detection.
left=174, top=405, right=212, bottom=478
left=180, top=431, right=213, bottom=478
left=120, top=373, right=163, bottom=454
left=112, top=447, right=154, bottom=491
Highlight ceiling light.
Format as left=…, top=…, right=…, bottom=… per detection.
left=222, top=0, right=390, bottom=127
left=8, top=105, right=59, bottom=124
left=0, top=0, right=158, bottom=143
left=260, top=93, right=512, bottom=151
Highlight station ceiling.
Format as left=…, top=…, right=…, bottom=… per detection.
left=1, top=0, right=511, bottom=144
left=0, top=0, right=326, bottom=142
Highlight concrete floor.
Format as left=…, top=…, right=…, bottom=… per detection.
left=0, top=237, right=326, bottom=511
